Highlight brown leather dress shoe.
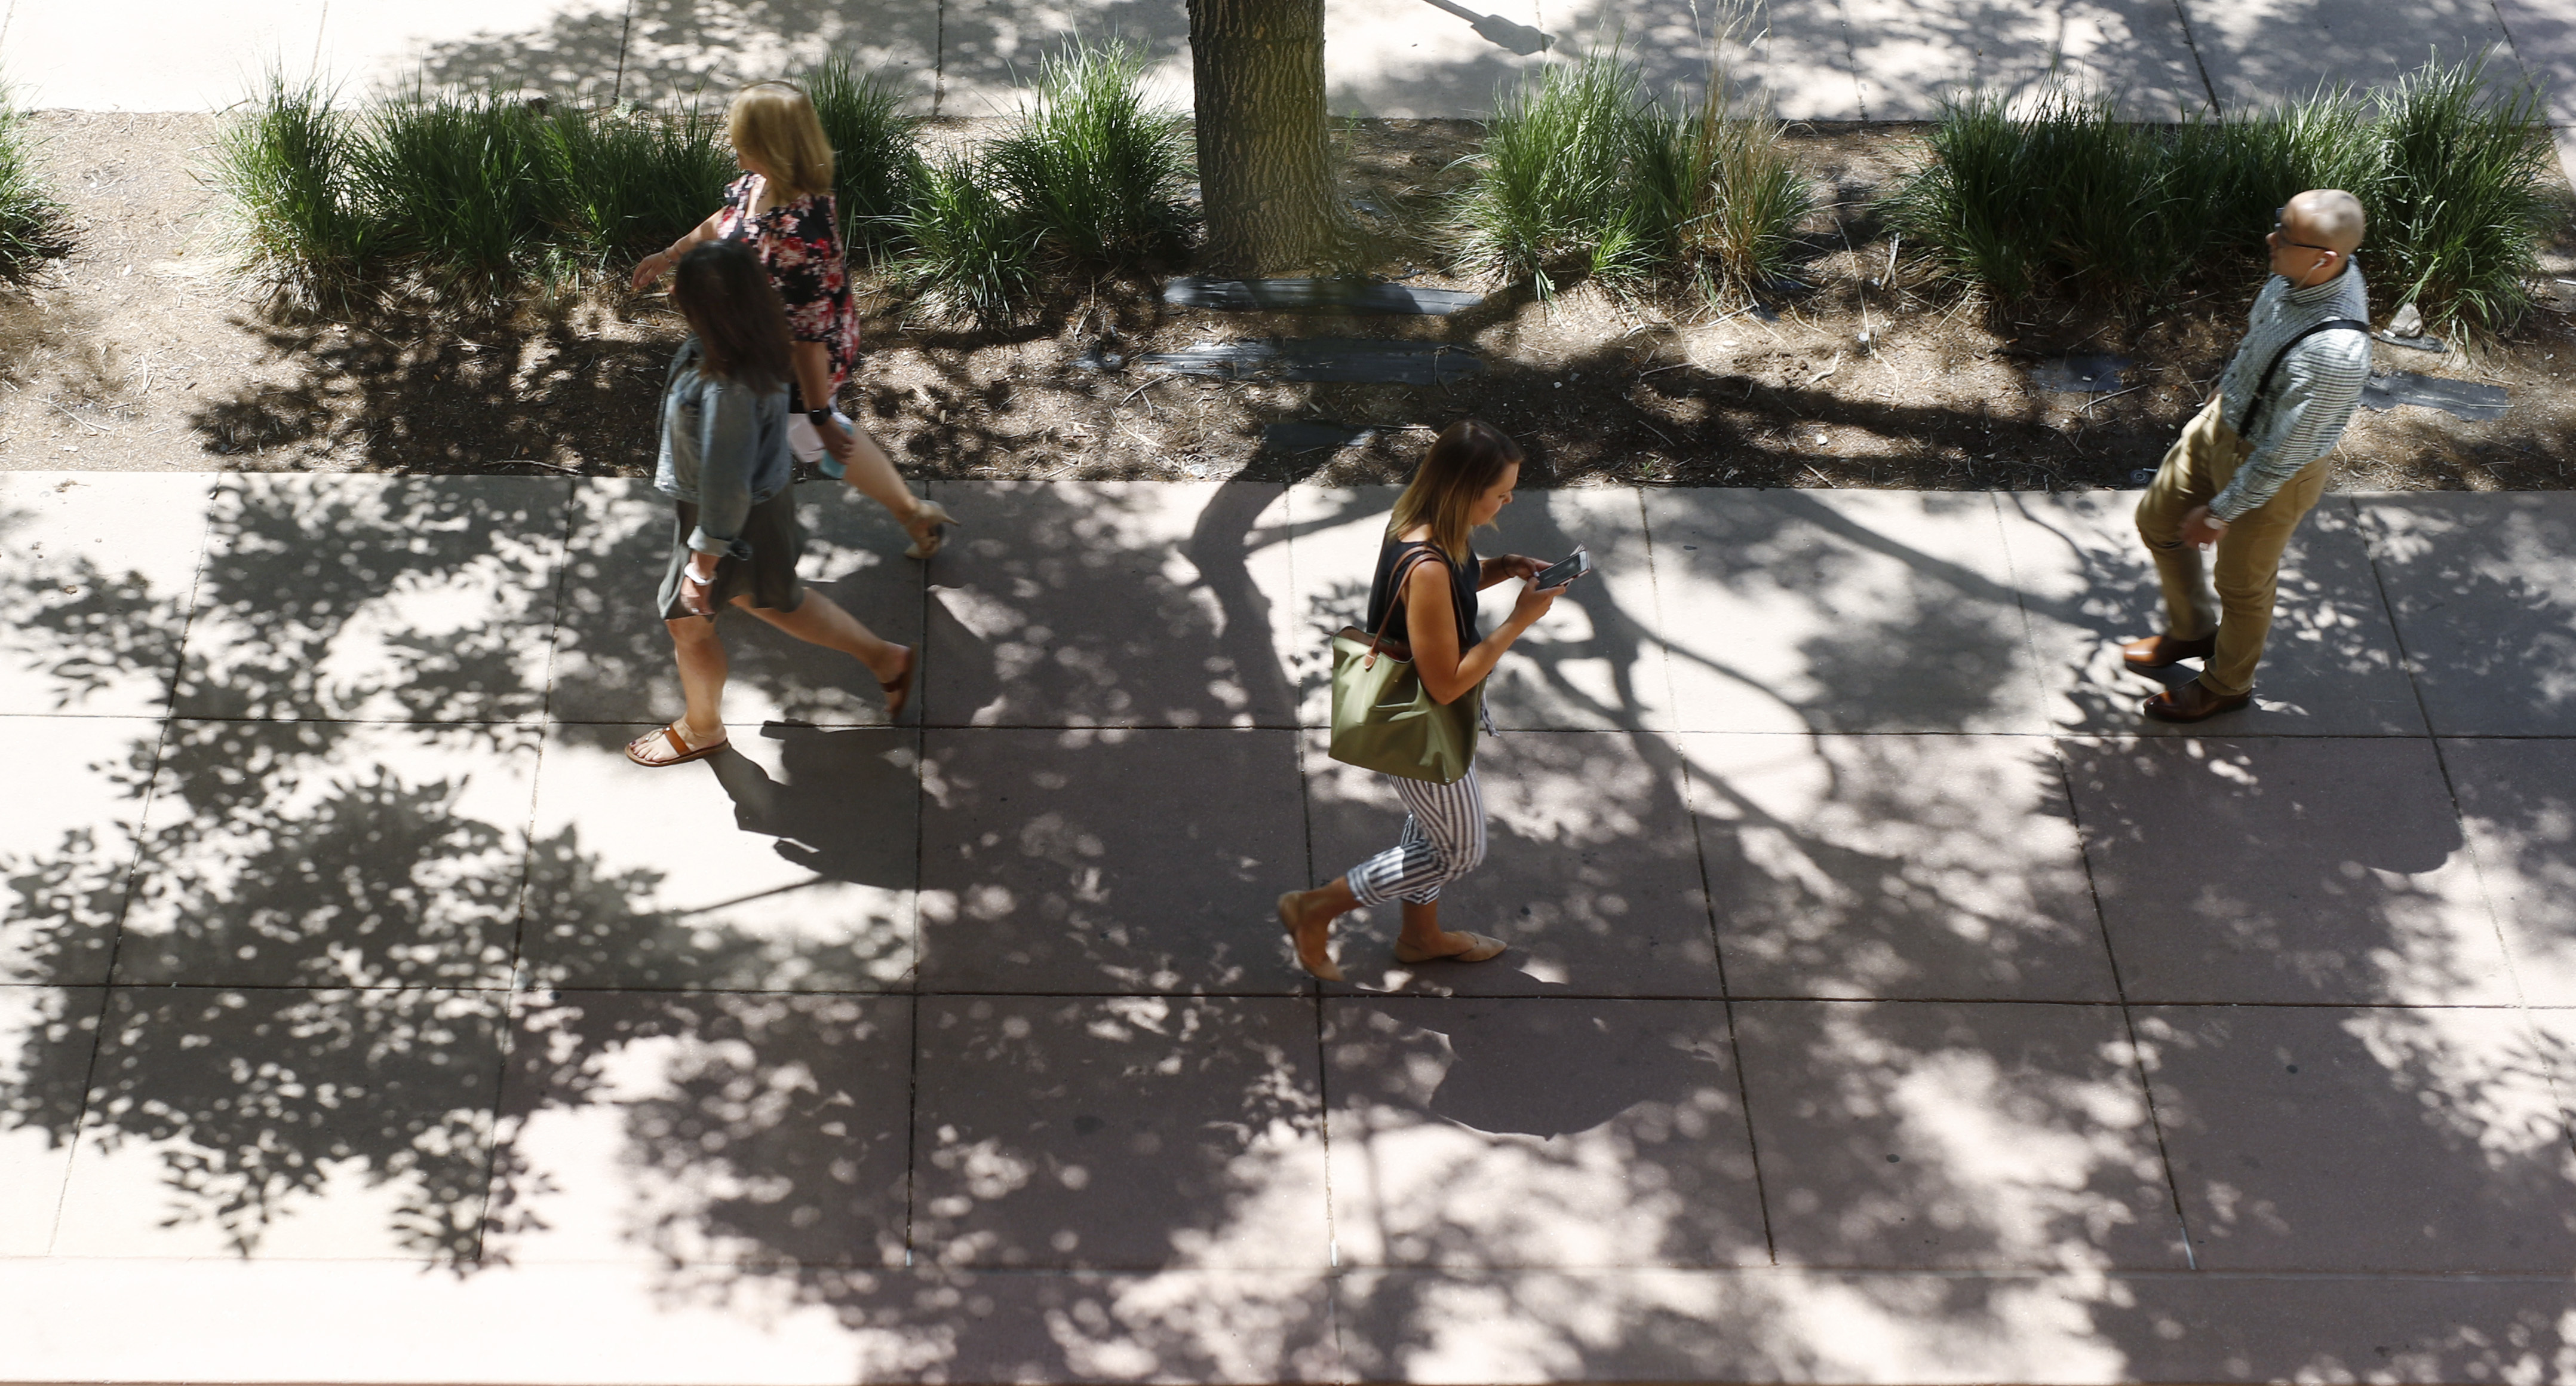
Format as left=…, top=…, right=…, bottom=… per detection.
left=2120, top=633, right=2217, bottom=671
left=2142, top=679, right=2253, bottom=723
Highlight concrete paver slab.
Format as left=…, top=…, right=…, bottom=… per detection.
left=1682, top=732, right=2116, bottom=1000
left=1327, top=0, right=1558, bottom=119
left=1998, top=492, right=2427, bottom=735
left=2358, top=492, right=2576, bottom=736
left=1331, top=1267, right=2142, bottom=1384
left=1841, top=0, right=2207, bottom=121
left=2062, top=736, right=2511, bottom=1005
left=1733, top=999, right=2184, bottom=1270
left=317, top=0, right=645, bottom=102
left=548, top=478, right=926, bottom=730
left=874, top=1267, right=1343, bottom=1383
left=1647, top=490, right=2047, bottom=734
left=174, top=474, right=571, bottom=725
left=911, top=994, right=1329, bottom=1271
left=1302, top=729, right=1724, bottom=996
left=0, top=986, right=99, bottom=1256
left=2442, top=739, right=2576, bottom=1007
left=523, top=721, right=919, bottom=992
left=2183, top=0, right=2511, bottom=112
left=0, top=0, right=328, bottom=112
left=2139, top=1004, right=2576, bottom=1271
left=109, top=721, right=540, bottom=989
left=2106, top=1271, right=2576, bottom=1384
left=484, top=991, right=912, bottom=1269
left=0, top=471, right=210, bottom=717
left=0, top=715, right=162, bottom=986
left=924, top=482, right=1295, bottom=728
left=1322, top=995, right=1764, bottom=1268
left=1284, top=484, right=1669, bottom=733
left=916, top=727, right=1304, bottom=994
left=50, top=986, right=506, bottom=1260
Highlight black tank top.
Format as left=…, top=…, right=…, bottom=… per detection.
left=1365, top=538, right=1480, bottom=652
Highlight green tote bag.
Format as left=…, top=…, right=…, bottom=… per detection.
left=1328, top=551, right=1482, bottom=784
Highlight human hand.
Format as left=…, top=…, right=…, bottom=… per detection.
left=1496, top=553, right=1547, bottom=583
left=678, top=565, right=717, bottom=617
left=631, top=250, right=673, bottom=294
left=818, top=414, right=856, bottom=464
left=1510, top=575, right=1568, bottom=628
left=2181, top=505, right=2228, bottom=549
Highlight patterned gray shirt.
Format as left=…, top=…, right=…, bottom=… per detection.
left=2209, top=262, right=2372, bottom=522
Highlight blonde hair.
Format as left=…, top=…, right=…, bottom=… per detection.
left=1389, top=419, right=1524, bottom=562
left=727, top=82, right=835, bottom=200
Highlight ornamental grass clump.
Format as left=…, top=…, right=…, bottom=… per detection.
left=540, top=100, right=735, bottom=271
left=1665, top=42, right=1814, bottom=303
left=803, top=56, right=922, bottom=261
left=206, top=72, right=373, bottom=309
left=2369, top=56, right=2555, bottom=332
left=0, top=84, right=72, bottom=284
left=987, top=40, right=1196, bottom=268
left=896, top=148, right=1042, bottom=324
left=350, top=86, right=554, bottom=298
left=1447, top=50, right=1680, bottom=298
left=1881, top=55, right=2556, bottom=332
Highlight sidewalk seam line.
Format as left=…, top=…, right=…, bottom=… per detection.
left=2168, top=0, right=2224, bottom=113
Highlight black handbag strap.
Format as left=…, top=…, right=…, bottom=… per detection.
left=1361, top=548, right=1448, bottom=665
left=2236, top=317, right=2368, bottom=440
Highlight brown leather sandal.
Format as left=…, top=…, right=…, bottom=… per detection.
left=879, top=645, right=916, bottom=722
left=625, top=721, right=727, bottom=767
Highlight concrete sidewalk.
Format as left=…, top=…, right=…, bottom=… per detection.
left=3, top=470, right=2575, bottom=1384
left=4, top=0, right=2570, bottom=125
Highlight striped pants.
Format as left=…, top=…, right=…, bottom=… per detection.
left=1346, top=768, right=1487, bottom=906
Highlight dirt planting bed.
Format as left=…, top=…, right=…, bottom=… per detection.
left=4, top=112, right=2572, bottom=492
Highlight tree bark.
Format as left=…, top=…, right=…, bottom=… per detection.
left=1187, top=0, right=1349, bottom=272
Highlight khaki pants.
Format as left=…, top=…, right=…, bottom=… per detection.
left=2133, top=395, right=2329, bottom=698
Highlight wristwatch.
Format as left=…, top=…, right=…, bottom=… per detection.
left=806, top=407, right=835, bottom=427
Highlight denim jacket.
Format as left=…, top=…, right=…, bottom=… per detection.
left=653, top=337, right=792, bottom=560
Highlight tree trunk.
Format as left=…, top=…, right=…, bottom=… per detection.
left=1187, top=0, right=1349, bottom=272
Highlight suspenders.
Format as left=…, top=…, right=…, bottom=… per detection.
left=2234, top=317, right=2369, bottom=440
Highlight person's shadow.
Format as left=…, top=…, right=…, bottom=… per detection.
left=707, top=722, right=920, bottom=890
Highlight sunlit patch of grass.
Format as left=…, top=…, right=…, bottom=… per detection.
left=205, top=70, right=372, bottom=310
left=804, top=56, right=922, bottom=262
left=896, top=148, right=1042, bottom=325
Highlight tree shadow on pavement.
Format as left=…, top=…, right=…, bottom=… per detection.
left=2, top=466, right=2574, bottom=1380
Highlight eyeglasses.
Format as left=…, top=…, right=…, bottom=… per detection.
left=2270, top=207, right=2339, bottom=257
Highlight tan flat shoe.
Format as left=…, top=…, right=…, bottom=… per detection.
left=1393, top=932, right=1507, bottom=964
left=904, top=499, right=957, bottom=560
left=1278, top=891, right=1343, bottom=982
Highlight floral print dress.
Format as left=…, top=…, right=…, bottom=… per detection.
left=715, top=173, right=862, bottom=398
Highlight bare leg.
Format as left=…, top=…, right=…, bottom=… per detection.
left=1279, top=878, right=1358, bottom=980
left=667, top=614, right=730, bottom=748
left=737, top=591, right=908, bottom=685
left=838, top=427, right=926, bottom=526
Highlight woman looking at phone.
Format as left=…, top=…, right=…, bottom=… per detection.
left=1276, top=420, right=1570, bottom=980
left=625, top=241, right=914, bottom=769
left=631, top=80, right=956, bottom=559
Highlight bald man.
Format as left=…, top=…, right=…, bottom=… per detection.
left=2123, top=189, right=2373, bottom=722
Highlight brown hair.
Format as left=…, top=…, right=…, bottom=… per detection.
left=727, top=81, right=836, bottom=200
left=671, top=241, right=793, bottom=393
left=1389, top=419, right=1524, bottom=561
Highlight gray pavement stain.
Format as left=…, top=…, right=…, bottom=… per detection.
left=4, top=473, right=2576, bottom=1378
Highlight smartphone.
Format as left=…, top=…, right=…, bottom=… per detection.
left=1533, top=547, right=1592, bottom=590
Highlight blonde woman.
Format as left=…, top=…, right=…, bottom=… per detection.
left=1276, top=420, right=1568, bottom=981
left=632, top=80, right=956, bottom=559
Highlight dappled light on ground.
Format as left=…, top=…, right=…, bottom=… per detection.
left=3, top=471, right=2575, bottom=1382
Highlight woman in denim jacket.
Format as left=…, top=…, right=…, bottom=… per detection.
left=626, top=241, right=916, bottom=768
